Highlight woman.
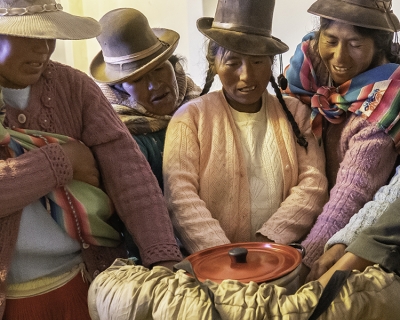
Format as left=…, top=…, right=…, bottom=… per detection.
left=283, top=0, right=400, bottom=276
left=0, top=0, right=181, bottom=319
left=90, top=8, right=201, bottom=190
left=162, top=0, right=328, bottom=254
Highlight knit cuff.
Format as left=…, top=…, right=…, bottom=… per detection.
left=39, top=143, right=72, bottom=188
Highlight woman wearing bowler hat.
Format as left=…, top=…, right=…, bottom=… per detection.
left=0, top=0, right=182, bottom=319
left=283, top=0, right=400, bottom=281
left=162, top=0, right=328, bottom=254
left=90, top=8, right=201, bottom=193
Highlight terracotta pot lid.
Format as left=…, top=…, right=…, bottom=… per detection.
left=186, top=242, right=303, bottom=284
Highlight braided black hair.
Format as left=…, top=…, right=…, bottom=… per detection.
left=270, top=76, right=308, bottom=150
left=200, top=40, right=221, bottom=96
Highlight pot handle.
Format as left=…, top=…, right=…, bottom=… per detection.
left=289, top=243, right=306, bottom=258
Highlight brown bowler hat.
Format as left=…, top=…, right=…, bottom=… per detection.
left=90, top=8, right=179, bottom=84
left=197, top=0, right=289, bottom=56
left=308, top=0, right=400, bottom=32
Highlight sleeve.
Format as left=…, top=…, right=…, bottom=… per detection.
left=260, top=98, right=328, bottom=244
left=0, top=137, right=73, bottom=218
left=163, top=106, right=230, bottom=254
left=325, top=166, right=400, bottom=250
left=346, top=195, right=400, bottom=275
left=71, top=71, right=182, bottom=267
left=301, top=118, right=397, bottom=268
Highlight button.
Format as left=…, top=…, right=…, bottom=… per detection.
left=47, top=97, right=51, bottom=101
left=17, top=114, right=26, bottom=124
left=93, top=270, right=100, bottom=278
left=285, top=165, right=290, bottom=170
left=83, top=243, right=90, bottom=249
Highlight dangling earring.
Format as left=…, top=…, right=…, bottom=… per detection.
left=277, top=54, right=288, bottom=90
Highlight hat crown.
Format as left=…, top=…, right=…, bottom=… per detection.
left=308, top=0, right=399, bottom=32
left=97, top=8, right=160, bottom=60
left=212, top=0, right=275, bottom=37
left=0, top=0, right=56, bottom=9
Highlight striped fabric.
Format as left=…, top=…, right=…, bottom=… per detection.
left=284, top=33, right=400, bottom=146
left=0, top=110, right=121, bottom=248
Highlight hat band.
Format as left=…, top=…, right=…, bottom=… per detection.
left=0, top=3, right=63, bottom=16
left=211, top=21, right=271, bottom=37
left=104, top=41, right=164, bottom=65
left=343, top=0, right=391, bottom=12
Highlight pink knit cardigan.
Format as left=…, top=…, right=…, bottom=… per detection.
left=163, top=91, right=328, bottom=254
left=0, top=61, right=182, bottom=315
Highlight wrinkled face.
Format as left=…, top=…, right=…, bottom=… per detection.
left=122, top=60, right=179, bottom=116
left=0, top=35, right=56, bottom=89
left=215, top=49, right=272, bottom=113
left=318, top=21, right=376, bottom=85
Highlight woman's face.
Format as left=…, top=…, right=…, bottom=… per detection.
left=122, top=60, right=179, bottom=116
left=215, top=49, right=272, bottom=113
left=318, top=21, right=376, bottom=85
left=0, top=35, right=55, bottom=89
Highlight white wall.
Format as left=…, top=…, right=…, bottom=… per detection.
left=52, top=0, right=400, bottom=90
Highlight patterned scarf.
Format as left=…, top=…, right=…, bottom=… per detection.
left=284, top=33, right=400, bottom=147
left=0, top=103, right=121, bottom=248
left=96, top=62, right=201, bottom=135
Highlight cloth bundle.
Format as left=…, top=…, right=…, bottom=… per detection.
left=88, top=259, right=400, bottom=320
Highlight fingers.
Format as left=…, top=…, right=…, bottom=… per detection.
left=306, top=244, right=347, bottom=281
left=61, top=141, right=100, bottom=187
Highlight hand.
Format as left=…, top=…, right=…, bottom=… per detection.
left=318, top=252, right=372, bottom=288
left=306, top=244, right=347, bottom=282
left=152, top=260, right=180, bottom=271
left=61, top=141, right=100, bottom=187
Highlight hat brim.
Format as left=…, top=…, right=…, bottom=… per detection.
left=90, top=28, right=179, bottom=85
left=197, top=17, right=289, bottom=56
left=308, top=0, right=400, bottom=32
left=0, top=11, right=101, bottom=39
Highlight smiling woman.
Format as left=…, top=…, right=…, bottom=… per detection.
left=283, top=0, right=400, bottom=282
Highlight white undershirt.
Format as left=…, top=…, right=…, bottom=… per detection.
left=230, top=101, right=284, bottom=240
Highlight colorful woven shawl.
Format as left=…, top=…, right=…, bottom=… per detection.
left=284, top=33, right=400, bottom=146
left=0, top=106, right=121, bottom=248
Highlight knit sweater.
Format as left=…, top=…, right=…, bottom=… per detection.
left=301, top=114, right=397, bottom=268
left=325, top=165, right=400, bottom=250
left=0, top=61, right=182, bottom=315
left=163, top=90, right=328, bottom=253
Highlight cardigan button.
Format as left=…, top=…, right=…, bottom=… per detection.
left=93, top=270, right=100, bottom=278
left=17, top=113, right=26, bottom=124
left=285, top=165, right=290, bottom=170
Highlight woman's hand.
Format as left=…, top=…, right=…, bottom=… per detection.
left=307, top=243, right=347, bottom=282
left=318, top=252, right=372, bottom=287
left=61, top=141, right=100, bottom=187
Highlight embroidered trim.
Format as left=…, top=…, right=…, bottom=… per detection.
left=0, top=3, right=63, bottom=16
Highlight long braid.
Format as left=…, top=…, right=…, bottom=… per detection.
left=200, top=40, right=223, bottom=96
left=270, top=75, right=308, bottom=150
left=200, top=66, right=215, bottom=96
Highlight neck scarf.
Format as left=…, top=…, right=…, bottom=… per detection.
left=284, top=32, right=400, bottom=147
left=0, top=103, right=121, bottom=248
left=96, top=62, right=201, bottom=135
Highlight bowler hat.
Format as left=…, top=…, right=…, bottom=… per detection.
left=0, top=0, right=101, bottom=39
left=308, top=0, right=400, bottom=32
left=90, top=8, right=179, bottom=85
left=197, top=0, right=288, bottom=56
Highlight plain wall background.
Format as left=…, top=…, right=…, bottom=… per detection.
left=52, top=0, right=400, bottom=91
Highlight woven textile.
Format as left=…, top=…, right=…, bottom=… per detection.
left=0, top=108, right=121, bottom=247
left=284, top=33, right=400, bottom=146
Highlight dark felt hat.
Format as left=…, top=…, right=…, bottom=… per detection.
left=308, top=0, right=400, bottom=32
left=197, top=0, right=289, bottom=56
left=90, top=8, right=179, bottom=84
